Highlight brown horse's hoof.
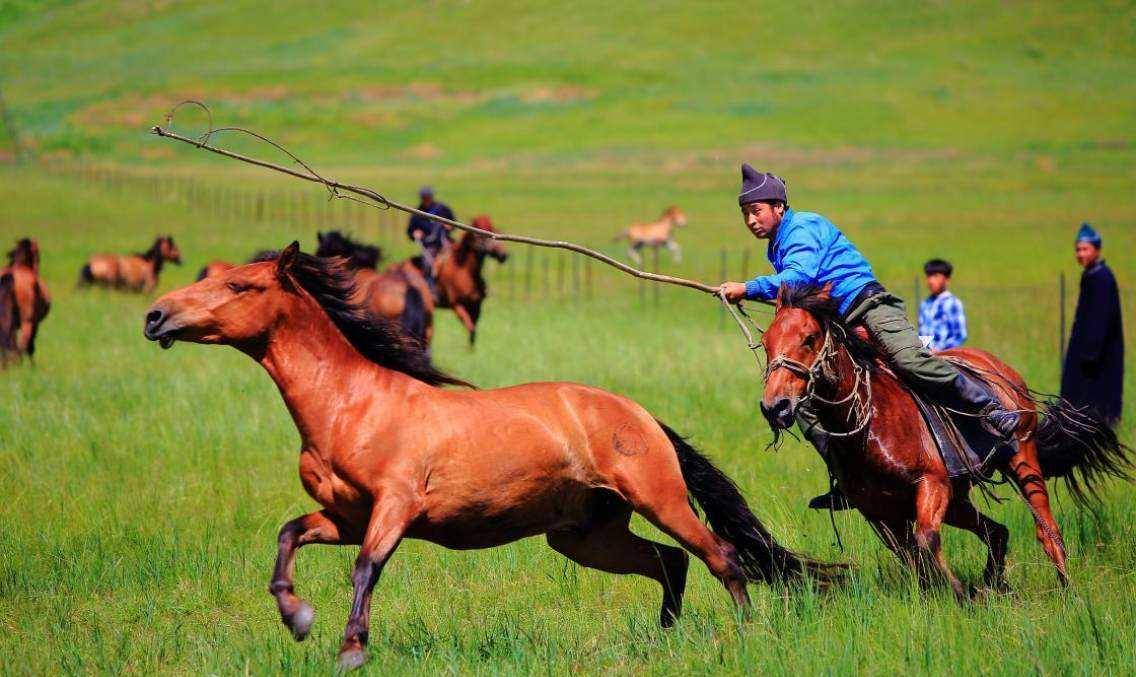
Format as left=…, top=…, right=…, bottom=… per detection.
left=288, top=601, right=314, bottom=641
left=337, top=647, right=367, bottom=671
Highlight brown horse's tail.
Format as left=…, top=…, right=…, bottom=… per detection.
left=1036, top=397, right=1133, bottom=507
left=657, top=421, right=848, bottom=587
left=611, top=230, right=628, bottom=243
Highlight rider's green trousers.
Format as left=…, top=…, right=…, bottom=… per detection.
left=796, top=292, right=961, bottom=440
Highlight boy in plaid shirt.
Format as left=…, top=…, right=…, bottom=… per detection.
left=918, top=259, right=967, bottom=351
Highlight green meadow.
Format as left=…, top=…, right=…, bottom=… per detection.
left=1, top=1, right=1134, bottom=673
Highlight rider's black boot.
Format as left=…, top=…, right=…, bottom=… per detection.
left=947, top=373, right=1020, bottom=440
left=803, top=427, right=853, bottom=511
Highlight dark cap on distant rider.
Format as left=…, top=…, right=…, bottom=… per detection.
left=738, top=164, right=788, bottom=206
left=419, top=185, right=434, bottom=198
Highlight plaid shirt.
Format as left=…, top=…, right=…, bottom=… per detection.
left=918, top=290, right=967, bottom=351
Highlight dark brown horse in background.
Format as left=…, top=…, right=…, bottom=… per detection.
left=80, top=235, right=181, bottom=293
left=1, top=238, right=51, bottom=363
left=143, top=243, right=844, bottom=670
left=760, top=284, right=1131, bottom=599
left=428, top=214, right=507, bottom=346
left=315, top=231, right=433, bottom=347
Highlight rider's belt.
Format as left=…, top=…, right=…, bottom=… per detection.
left=842, top=281, right=887, bottom=321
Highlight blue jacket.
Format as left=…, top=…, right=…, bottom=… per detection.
left=744, top=209, right=878, bottom=315
left=407, top=201, right=455, bottom=250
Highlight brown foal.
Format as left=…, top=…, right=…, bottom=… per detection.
left=761, top=285, right=1130, bottom=599
left=430, top=215, right=508, bottom=346
left=144, top=243, right=842, bottom=669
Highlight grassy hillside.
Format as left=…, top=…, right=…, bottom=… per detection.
left=1, top=1, right=1134, bottom=674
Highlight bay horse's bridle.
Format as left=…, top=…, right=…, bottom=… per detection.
left=764, top=319, right=873, bottom=438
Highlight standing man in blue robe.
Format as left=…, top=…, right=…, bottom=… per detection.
left=1061, top=223, right=1124, bottom=426
left=718, top=164, right=1021, bottom=510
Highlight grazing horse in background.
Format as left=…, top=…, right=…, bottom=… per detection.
left=612, top=206, right=687, bottom=265
left=760, top=284, right=1131, bottom=599
left=316, top=231, right=383, bottom=270
left=143, top=243, right=845, bottom=670
left=80, top=235, right=181, bottom=293
left=314, top=231, right=433, bottom=347
left=418, top=214, right=507, bottom=346
left=0, top=238, right=51, bottom=363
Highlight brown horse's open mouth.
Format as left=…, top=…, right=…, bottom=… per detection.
left=158, top=336, right=175, bottom=349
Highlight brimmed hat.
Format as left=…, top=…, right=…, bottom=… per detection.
left=738, top=164, right=788, bottom=206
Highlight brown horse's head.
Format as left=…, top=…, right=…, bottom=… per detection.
left=146, top=236, right=182, bottom=265
left=759, top=284, right=839, bottom=430
left=144, top=244, right=299, bottom=350
left=467, top=215, right=508, bottom=262
left=663, top=206, right=687, bottom=228
left=145, top=242, right=470, bottom=386
left=7, top=238, right=39, bottom=269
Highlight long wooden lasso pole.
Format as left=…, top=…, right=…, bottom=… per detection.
left=149, top=102, right=771, bottom=363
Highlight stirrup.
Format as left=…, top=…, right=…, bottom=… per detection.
left=808, top=489, right=852, bottom=511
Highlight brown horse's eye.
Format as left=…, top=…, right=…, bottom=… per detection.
left=227, top=281, right=251, bottom=293
left=803, top=333, right=818, bottom=350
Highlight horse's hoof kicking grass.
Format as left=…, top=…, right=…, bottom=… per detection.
left=289, top=601, right=314, bottom=641
left=337, top=648, right=367, bottom=671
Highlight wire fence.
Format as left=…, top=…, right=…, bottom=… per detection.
left=50, top=162, right=1082, bottom=375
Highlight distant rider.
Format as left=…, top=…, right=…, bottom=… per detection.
left=407, top=186, right=455, bottom=295
left=718, top=164, right=1020, bottom=511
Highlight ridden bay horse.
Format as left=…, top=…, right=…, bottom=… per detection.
left=314, top=232, right=433, bottom=347
left=0, top=238, right=51, bottom=362
left=80, top=235, right=181, bottom=293
left=759, top=284, right=1131, bottom=599
left=429, top=215, right=507, bottom=346
left=613, top=206, right=687, bottom=265
left=143, top=243, right=844, bottom=669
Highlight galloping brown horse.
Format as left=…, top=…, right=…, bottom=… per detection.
left=428, top=215, right=507, bottom=346
left=760, top=284, right=1131, bottom=599
left=612, top=206, right=687, bottom=265
left=143, top=243, right=843, bottom=669
left=1, top=238, right=51, bottom=362
left=80, top=235, right=181, bottom=292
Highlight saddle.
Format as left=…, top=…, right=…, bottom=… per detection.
left=905, top=361, right=1018, bottom=480
left=839, top=323, right=1017, bottom=480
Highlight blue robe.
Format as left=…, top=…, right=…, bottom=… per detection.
left=1061, top=261, right=1124, bottom=424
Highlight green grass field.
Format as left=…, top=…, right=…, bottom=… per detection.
left=2, top=1, right=1135, bottom=673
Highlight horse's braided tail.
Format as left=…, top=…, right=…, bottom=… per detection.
left=658, top=420, right=848, bottom=587
left=1036, top=397, right=1133, bottom=507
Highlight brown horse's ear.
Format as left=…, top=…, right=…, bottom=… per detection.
left=276, top=241, right=300, bottom=279
left=775, top=284, right=788, bottom=309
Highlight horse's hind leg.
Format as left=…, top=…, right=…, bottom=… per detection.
left=269, top=510, right=359, bottom=641
left=868, top=518, right=917, bottom=570
left=628, top=243, right=643, bottom=265
left=665, top=239, right=682, bottom=263
left=944, top=498, right=1010, bottom=592
left=1006, top=439, right=1069, bottom=586
left=547, top=501, right=689, bottom=628
left=913, top=480, right=968, bottom=601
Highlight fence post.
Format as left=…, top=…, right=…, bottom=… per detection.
left=719, top=248, right=727, bottom=326
left=652, top=247, right=660, bottom=307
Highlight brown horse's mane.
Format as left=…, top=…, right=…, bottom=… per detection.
left=7, top=238, right=36, bottom=268
left=267, top=250, right=471, bottom=388
left=778, top=284, right=877, bottom=365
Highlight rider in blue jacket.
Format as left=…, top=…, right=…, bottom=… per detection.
left=719, top=164, right=1020, bottom=510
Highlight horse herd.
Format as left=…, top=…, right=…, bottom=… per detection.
left=5, top=208, right=1130, bottom=670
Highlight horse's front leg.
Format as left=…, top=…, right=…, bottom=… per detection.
left=269, top=510, right=358, bottom=641
left=338, top=496, right=415, bottom=670
left=451, top=304, right=476, bottom=346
